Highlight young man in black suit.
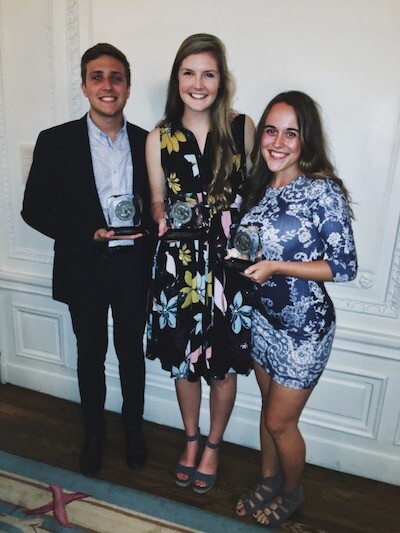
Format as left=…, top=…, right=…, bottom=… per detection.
left=22, top=43, right=154, bottom=476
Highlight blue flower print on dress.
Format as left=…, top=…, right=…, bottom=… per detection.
left=146, top=313, right=153, bottom=341
left=230, top=291, right=252, bottom=334
left=156, top=291, right=179, bottom=329
left=171, top=360, right=190, bottom=379
left=279, top=297, right=312, bottom=329
left=194, top=312, right=202, bottom=335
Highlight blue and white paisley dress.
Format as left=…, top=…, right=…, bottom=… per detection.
left=241, top=175, right=357, bottom=389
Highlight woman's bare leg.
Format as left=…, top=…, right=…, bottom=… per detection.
left=236, top=363, right=280, bottom=515
left=174, top=378, right=202, bottom=483
left=194, top=373, right=237, bottom=487
left=253, top=373, right=312, bottom=525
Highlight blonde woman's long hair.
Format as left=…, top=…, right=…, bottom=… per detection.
left=159, top=33, right=237, bottom=208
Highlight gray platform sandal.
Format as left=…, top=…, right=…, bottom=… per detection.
left=174, top=428, right=201, bottom=488
left=235, top=473, right=281, bottom=516
left=192, top=439, right=221, bottom=494
left=253, top=485, right=305, bottom=527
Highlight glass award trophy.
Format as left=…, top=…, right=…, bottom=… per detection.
left=107, top=194, right=144, bottom=236
left=225, top=224, right=262, bottom=271
left=161, top=195, right=206, bottom=240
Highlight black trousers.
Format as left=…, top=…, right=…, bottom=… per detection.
left=68, top=249, right=147, bottom=437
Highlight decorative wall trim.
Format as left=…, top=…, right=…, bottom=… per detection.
left=4, top=362, right=399, bottom=485
left=0, top=270, right=52, bottom=296
left=0, top=0, right=14, bottom=256
left=358, top=271, right=376, bottom=289
left=66, top=0, right=82, bottom=119
left=333, top=105, right=400, bottom=318
left=334, top=218, right=400, bottom=316
left=13, top=304, right=65, bottom=366
left=7, top=0, right=81, bottom=264
left=302, top=367, right=387, bottom=439
left=334, top=325, right=400, bottom=361
left=12, top=248, right=54, bottom=264
left=395, top=413, right=400, bottom=447
left=304, top=431, right=400, bottom=486
left=5, top=0, right=55, bottom=261
left=2, top=267, right=400, bottom=361
left=46, top=0, right=56, bottom=127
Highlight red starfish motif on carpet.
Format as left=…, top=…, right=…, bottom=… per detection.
left=25, top=484, right=89, bottom=527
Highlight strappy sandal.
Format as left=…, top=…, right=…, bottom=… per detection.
left=253, top=485, right=305, bottom=527
left=235, top=474, right=281, bottom=516
left=192, top=438, right=221, bottom=494
left=174, top=428, right=201, bottom=487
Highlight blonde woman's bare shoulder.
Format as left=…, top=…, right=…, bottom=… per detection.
left=244, top=115, right=256, bottom=158
left=244, top=114, right=256, bottom=132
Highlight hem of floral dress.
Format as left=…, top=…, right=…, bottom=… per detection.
left=147, top=351, right=252, bottom=382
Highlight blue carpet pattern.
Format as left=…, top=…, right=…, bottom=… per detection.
left=0, top=451, right=266, bottom=532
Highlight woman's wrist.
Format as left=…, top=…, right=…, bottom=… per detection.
left=151, top=201, right=165, bottom=224
left=260, top=259, right=280, bottom=276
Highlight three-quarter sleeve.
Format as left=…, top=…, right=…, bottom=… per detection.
left=313, top=180, right=358, bottom=282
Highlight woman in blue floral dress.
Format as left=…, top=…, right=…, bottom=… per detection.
left=233, top=91, right=357, bottom=527
left=145, top=34, right=255, bottom=493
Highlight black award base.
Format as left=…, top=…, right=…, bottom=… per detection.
left=224, top=258, right=254, bottom=272
left=108, top=226, right=145, bottom=236
left=160, top=228, right=206, bottom=241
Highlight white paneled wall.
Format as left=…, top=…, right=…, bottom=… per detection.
left=0, top=0, right=399, bottom=485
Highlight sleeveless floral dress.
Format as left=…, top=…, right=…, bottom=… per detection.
left=146, top=115, right=252, bottom=383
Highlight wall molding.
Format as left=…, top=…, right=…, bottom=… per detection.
left=66, top=0, right=82, bottom=119
left=0, top=0, right=13, bottom=257
left=2, top=268, right=400, bottom=360
left=334, top=219, right=400, bottom=317
left=4, top=0, right=54, bottom=261
left=395, top=414, right=400, bottom=447
left=0, top=270, right=52, bottom=295
left=4, top=0, right=81, bottom=263
left=4, top=362, right=399, bottom=485
left=13, top=303, right=66, bottom=367
left=46, top=0, right=56, bottom=127
left=302, top=367, right=387, bottom=439
left=303, top=431, right=400, bottom=486
left=8, top=222, right=400, bottom=318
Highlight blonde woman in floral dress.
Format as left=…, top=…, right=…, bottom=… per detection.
left=146, top=34, right=255, bottom=493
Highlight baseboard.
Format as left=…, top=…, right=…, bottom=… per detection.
left=4, top=364, right=399, bottom=486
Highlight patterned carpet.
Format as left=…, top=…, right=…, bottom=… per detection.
left=0, top=451, right=263, bottom=532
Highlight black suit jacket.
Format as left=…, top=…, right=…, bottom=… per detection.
left=22, top=115, right=154, bottom=304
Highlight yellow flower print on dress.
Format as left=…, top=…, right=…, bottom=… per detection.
left=179, top=243, right=192, bottom=266
left=160, top=126, right=187, bottom=154
left=207, top=271, right=212, bottom=298
left=180, top=271, right=206, bottom=309
left=167, top=172, right=181, bottom=194
left=232, top=153, right=241, bottom=171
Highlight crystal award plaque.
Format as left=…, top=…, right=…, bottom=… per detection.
left=225, top=224, right=262, bottom=271
left=161, top=196, right=207, bottom=240
left=107, top=194, right=144, bottom=236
